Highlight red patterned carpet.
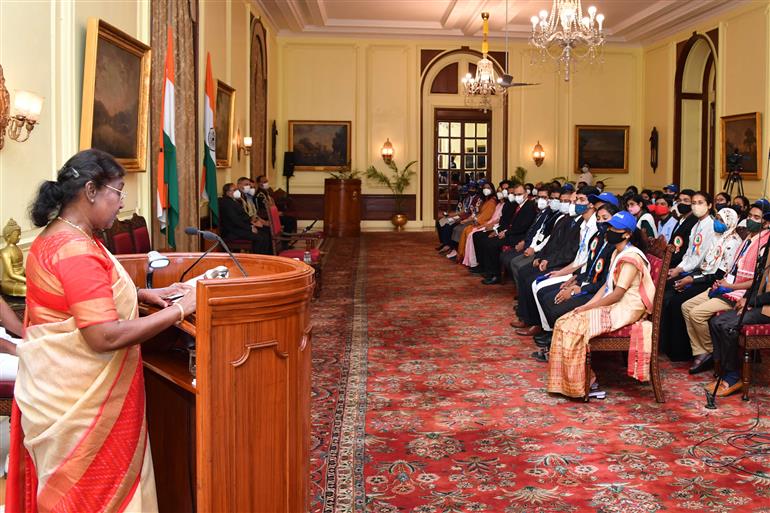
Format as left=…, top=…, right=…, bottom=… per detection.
left=311, top=232, right=770, bottom=513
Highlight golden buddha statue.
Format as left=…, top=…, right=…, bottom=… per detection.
left=1, top=218, right=26, bottom=296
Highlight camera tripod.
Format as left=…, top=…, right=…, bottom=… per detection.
left=723, top=170, right=745, bottom=198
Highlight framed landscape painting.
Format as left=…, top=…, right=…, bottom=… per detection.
left=215, top=80, right=236, bottom=168
left=721, top=112, right=761, bottom=180
left=80, top=18, right=151, bottom=172
left=288, top=120, right=351, bottom=171
left=574, top=125, right=630, bottom=174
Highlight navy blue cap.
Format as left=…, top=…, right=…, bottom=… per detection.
left=663, top=184, right=679, bottom=193
left=609, top=211, right=638, bottom=232
left=561, top=183, right=575, bottom=193
left=588, top=192, right=620, bottom=207
left=468, top=181, right=478, bottom=187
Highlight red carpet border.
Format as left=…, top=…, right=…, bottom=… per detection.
left=311, top=232, right=770, bottom=513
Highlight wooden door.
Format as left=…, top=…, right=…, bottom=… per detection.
left=434, top=109, right=491, bottom=217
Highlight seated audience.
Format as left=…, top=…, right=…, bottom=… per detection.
left=547, top=211, right=654, bottom=398
left=651, top=196, right=676, bottom=242
left=462, top=186, right=508, bottom=268
left=667, top=189, right=697, bottom=269
left=715, top=192, right=731, bottom=210
left=733, top=194, right=750, bottom=218
left=445, top=182, right=483, bottom=259
left=626, top=194, right=657, bottom=238
left=667, top=191, right=716, bottom=284
left=256, top=174, right=298, bottom=234
left=659, top=207, right=741, bottom=361
left=456, top=182, right=498, bottom=261
left=218, top=183, right=271, bottom=254
left=681, top=201, right=770, bottom=374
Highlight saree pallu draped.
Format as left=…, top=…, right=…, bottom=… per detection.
left=547, top=249, right=655, bottom=398
left=7, top=253, right=157, bottom=513
left=457, top=198, right=497, bottom=260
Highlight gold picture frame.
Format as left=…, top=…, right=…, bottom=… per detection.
left=215, top=80, right=236, bottom=168
left=288, top=120, right=351, bottom=171
left=721, top=112, right=762, bottom=181
left=574, top=125, right=630, bottom=174
left=79, top=18, right=151, bottom=173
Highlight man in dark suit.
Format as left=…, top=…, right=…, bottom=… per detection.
left=475, top=184, right=538, bottom=284
left=218, top=183, right=271, bottom=254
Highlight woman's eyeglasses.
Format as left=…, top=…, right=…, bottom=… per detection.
left=104, top=184, right=127, bottom=201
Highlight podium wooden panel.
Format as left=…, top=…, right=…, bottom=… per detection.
left=117, top=253, right=313, bottom=513
left=324, top=178, right=361, bottom=237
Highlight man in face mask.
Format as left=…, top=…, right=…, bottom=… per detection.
left=218, top=183, right=271, bottom=254
left=668, top=189, right=697, bottom=270
left=237, top=176, right=258, bottom=219
left=475, top=184, right=537, bottom=284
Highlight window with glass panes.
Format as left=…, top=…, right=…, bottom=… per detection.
left=435, top=109, right=491, bottom=217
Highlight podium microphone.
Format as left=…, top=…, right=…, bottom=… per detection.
left=182, top=227, right=248, bottom=279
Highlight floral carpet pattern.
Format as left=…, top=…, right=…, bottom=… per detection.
left=311, top=232, right=770, bottom=513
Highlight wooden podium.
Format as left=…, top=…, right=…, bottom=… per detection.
left=117, top=252, right=313, bottom=513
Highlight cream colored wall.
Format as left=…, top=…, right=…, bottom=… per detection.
left=642, top=1, right=770, bottom=199
left=0, top=0, right=150, bottom=251
left=276, top=35, right=642, bottom=226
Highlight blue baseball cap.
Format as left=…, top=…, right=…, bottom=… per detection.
left=588, top=192, right=619, bottom=207
left=663, top=184, right=679, bottom=193
left=562, top=183, right=575, bottom=192
left=609, top=211, right=638, bottom=232
left=468, top=181, right=478, bottom=188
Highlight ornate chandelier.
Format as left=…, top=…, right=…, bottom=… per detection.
left=461, top=12, right=504, bottom=111
left=529, top=0, right=605, bottom=82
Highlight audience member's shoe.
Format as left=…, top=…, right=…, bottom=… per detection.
left=437, top=245, right=451, bottom=253
left=510, top=319, right=527, bottom=328
left=445, top=250, right=457, bottom=259
left=436, top=244, right=446, bottom=251
left=469, top=266, right=485, bottom=274
left=482, top=276, right=501, bottom=285
left=689, top=353, right=714, bottom=375
left=532, top=349, right=548, bottom=362
left=534, top=333, right=552, bottom=348
left=516, top=325, right=542, bottom=337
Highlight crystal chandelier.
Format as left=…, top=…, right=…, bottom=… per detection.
left=462, top=12, right=505, bottom=111
left=529, top=0, right=605, bottom=82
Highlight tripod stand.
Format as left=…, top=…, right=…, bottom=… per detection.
left=723, top=170, right=744, bottom=198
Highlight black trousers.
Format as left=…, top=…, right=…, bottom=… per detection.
left=659, top=282, right=710, bottom=361
left=537, top=283, right=593, bottom=329
left=436, top=222, right=455, bottom=246
left=280, top=214, right=297, bottom=234
left=516, top=264, right=551, bottom=325
left=709, top=308, right=770, bottom=375
left=475, top=231, right=505, bottom=275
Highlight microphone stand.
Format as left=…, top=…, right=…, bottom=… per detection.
left=706, top=228, right=770, bottom=409
left=179, top=240, right=221, bottom=283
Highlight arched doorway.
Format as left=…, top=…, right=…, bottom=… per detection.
left=674, top=31, right=718, bottom=193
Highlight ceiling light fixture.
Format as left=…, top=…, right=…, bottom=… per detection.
left=529, top=0, right=606, bottom=82
left=461, top=12, right=504, bottom=112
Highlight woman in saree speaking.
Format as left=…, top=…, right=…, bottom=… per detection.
left=7, top=149, right=196, bottom=513
left=547, top=210, right=655, bottom=398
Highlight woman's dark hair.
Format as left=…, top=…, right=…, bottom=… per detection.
left=735, top=195, right=750, bottom=208
left=630, top=228, right=648, bottom=253
left=693, top=190, right=714, bottom=206
left=625, top=185, right=639, bottom=195
left=597, top=203, right=619, bottom=216
left=30, top=149, right=125, bottom=227
left=222, top=182, right=234, bottom=196
left=627, top=194, right=649, bottom=211
left=716, top=191, right=731, bottom=203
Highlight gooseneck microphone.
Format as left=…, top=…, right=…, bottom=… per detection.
left=181, top=227, right=248, bottom=281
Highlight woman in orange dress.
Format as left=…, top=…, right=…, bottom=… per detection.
left=457, top=182, right=498, bottom=261
left=7, top=149, right=196, bottom=513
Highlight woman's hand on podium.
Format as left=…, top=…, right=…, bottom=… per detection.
left=175, top=288, right=197, bottom=319
left=139, top=283, right=192, bottom=308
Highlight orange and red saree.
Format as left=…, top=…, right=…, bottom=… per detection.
left=6, top=232, right=157, bottom=513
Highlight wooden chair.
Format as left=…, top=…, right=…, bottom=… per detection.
left=266, top=205, right=323, bottom=262
left=103, top=217, right=136, bottom=254
left=738, top=324, right=770, bottom=401
left=584, top=243, right=673, bottom=403
left=129, top=214, right=152, bottom=253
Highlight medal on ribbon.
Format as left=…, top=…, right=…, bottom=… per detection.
left=674, top=235, right=683, bottom=250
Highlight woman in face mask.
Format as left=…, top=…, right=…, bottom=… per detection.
left=625, top=194, right=657, bottom=239
left=462, top=188, right=507, bottom=268
left=455, top=184, right=498, bottom=261
left=715, top=192, right=731, bottom=211
left=681, top=203, right=770, bottom=376
left=547, top=211, right=656, bottom=398
left=651, top=197, right=676, bottom=243
left=668, top=191, right=716, bottom=281
left=732, top=195, right=750, bottom=219
left=659, top=207, right=741, bottom=361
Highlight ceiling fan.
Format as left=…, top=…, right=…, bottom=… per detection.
left=497, top=0, right=539, bottom=89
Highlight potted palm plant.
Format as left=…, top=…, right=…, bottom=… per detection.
left=365, top=160, right=417, bottom=230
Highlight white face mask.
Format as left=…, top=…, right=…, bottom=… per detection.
left=525, top=188, right=532, bottom=196
left=507, top=194, right=516, bottom=202
left=537, top=198, right=548, bottom=210
left=232, top=189, right=242, bottom=200
left=496, top=191, right=504, bottom=200
left=514, top=194, right=525, bottom=205
left=568, top=203, right=577, bottom=216
left=482, top=188, right=492, bottom=197
left=560, top=202, right=570, bottom=214
left=247, top=187, right=256, bottom=196
left=532, top=188, right=538, bottom=197
left=549, top=199, right=561, bottom=211
left=582, top=165, right=590, bottom=174
left=692, top=203, right=709, bottom=218
left=261, top=182, right=269, bottom=189
left=597, top=187, right=603, bottom=193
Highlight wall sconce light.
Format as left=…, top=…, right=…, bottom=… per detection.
left=381, top=138, right=394, bottom=164
left=532, top=140, right=545, bottom=167
left=0, top=65, right=43, bottom=150
left=236, top=127, right=252, bottom=161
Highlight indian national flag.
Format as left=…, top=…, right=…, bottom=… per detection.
left=157, top=27, right=179, bottom=248
left=200, top=52, right=219, bottom=223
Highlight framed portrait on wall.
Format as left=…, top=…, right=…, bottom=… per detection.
left=721, top=112, right=761, bottom=180
left=574, top=125, right=630, bottom=174
left=215, top=80, right=236, bottom=168
left=79, top=18, right=151, bottom=172
left=288, top=120, right=351, bottom=171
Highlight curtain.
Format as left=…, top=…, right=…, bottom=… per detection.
left=150, top=0, right=198, bottom=252
left=250, top=17, right=268, bottom=180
